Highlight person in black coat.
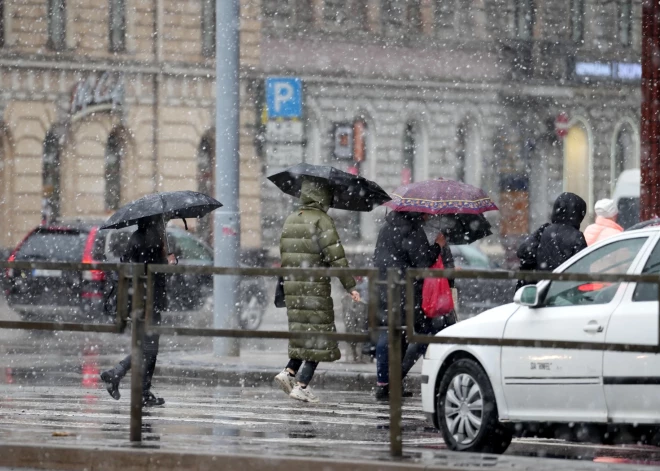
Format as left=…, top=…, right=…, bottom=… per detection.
left=100, top=215, right=177, bottom=407
left=372, top=211, right=455, bottom=400
left=516, top=192, right=588, bottom=289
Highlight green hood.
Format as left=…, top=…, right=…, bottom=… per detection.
left=300, top=178, right=332, bottom=212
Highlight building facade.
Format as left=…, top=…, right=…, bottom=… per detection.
left=0, top=0, right=643, bottom=261
left=0, top=0, right=263, bottom=250
left=256, top=0, right=642, bottom=257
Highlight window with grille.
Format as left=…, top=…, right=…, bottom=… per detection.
left=48, top=0, right=66, bottom=51
left=109, top=0, right=126, bottom=52
left=324, top=0, right=368, bottom=31
left=383, top=0, right=422, bottom=34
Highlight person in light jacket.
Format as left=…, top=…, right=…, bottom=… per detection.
left=584, top=199, right=624, bottom=246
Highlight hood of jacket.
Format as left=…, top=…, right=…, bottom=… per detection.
left=551, top=192, right=587, bottom=229
left=299, top=178, right=333, bottom=212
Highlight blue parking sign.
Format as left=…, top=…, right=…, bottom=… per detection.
left=266, top=77, right=302, bottom=119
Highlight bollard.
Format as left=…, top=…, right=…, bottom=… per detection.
left=387, top=269, right=403, bottom=458
left=129, top=264, right=146, bottom=443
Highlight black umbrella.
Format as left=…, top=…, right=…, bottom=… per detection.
left=424, top=213, right=493, bottom=245
left=100, top=191, right=222, bottom=230
left=268, top=163, right=390, bottom=212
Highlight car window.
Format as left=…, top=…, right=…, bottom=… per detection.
left=633, top=240, right=660, bottom=302
left=458, top=245, right=490, bottom=269
left=543, top=237, right=647, bottom=308
left=15, top=230, right=88, bottom=262
left=172, top=233, right=212, bottom=261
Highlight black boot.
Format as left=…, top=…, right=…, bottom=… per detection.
left=100, top=369, right=122, bottom=400
left=374, top=384, right=413, bottom=401
left=142, top=391, right=165, bottom=407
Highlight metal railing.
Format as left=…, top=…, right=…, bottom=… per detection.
left=1, top=260, right=660, bottom=458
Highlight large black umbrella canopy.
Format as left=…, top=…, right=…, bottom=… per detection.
left=424, top=213, right=493, bottom=245
left=268, top=163, right=391, bottom=212
left=101, top=191, right=222, bottom=230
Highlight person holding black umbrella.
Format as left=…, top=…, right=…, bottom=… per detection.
left=268, top=164, right=390, bottom=403
left=97, top=190, right=222, bottom=407
left=100, top=215, right=177, bottom=407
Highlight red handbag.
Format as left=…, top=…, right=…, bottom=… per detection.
left=422, top=255, right=455, bottom=318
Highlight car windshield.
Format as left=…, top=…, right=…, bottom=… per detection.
left=544, top=237, right=647, bottom=307
left=105, top=231, right=133, bottom=261
left=15, top=230, right=88, bottom=262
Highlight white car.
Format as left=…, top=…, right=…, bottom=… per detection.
left=421, top=227, right=660, bottom=454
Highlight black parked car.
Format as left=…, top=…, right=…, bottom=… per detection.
left=3, top=221, right=267, bottom=328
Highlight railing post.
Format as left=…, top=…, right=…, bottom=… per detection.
left=387, top=268, right=403, bottom=458
left=129, top=263, right=145, bottom=443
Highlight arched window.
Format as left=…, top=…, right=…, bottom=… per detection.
left=48, top=0, right=66, bottom=50
left=109, top=0, right=126, bottom=52
left=403, top=122, right=417, bottom=184
left=104, top=131, right=124, bottom=211
left=201, top=0, right=215, bottom=57
left=197, top=135, right=214, bottom=243
left=514, top=0, right=534, bottom=39
left=42, top=131, right=61, bottom=222
left=564, top=123, right=590, bottom=205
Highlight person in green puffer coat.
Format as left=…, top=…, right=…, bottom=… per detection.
left=274, top=177, right=361, bottom=403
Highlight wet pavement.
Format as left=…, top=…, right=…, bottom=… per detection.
left=2, top=383, right=660, bottom=469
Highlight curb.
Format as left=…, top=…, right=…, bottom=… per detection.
left=0, top=443, right=528, bottom=471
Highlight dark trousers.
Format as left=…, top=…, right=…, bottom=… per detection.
left=286, top=359, right=319, bottom=385
left=376, top=315, right=454, bottom=385
left=114, top=311, right=161, bottom=394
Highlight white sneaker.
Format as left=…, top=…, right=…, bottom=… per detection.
left=289, top=385, right=319, bottom=403
left=274, top=370, right=296, bottom=395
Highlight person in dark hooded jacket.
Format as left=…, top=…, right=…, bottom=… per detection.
left=372, top=211, right=453, bottom=400
left=516, top=192, right=588, bottom=289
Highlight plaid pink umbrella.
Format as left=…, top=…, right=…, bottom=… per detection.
left=384, top=178, right=498, bottom=215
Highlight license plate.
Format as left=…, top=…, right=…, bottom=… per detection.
left=32, top=269, right=62, bottom=277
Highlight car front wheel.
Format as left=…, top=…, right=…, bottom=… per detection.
left=437, top=358, right=512, bottom=454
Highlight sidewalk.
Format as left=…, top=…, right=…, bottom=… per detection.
left=1, top=349, right=420, bottom=391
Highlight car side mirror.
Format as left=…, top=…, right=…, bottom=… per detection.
left=514, top=285, right=540, bottom=307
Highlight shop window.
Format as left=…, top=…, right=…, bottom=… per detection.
left=456, top=124, right=467, bottom=183
left=104, top=132, right=123, bottom=211
left=202, top=0, right=215, bottom=57
left=109, top=0, right=126, bottom=52
left=48, top=0, right=66, bottom=51
left=618, top=0, right=632, bottom=47
left=435, top=0, right=455, bottom=30
left=570, top=0, right=584, bottom=43
left=515, top=0, right=534, bottom=40
left=456, top=118, right=481, bottom=187
left=42, top=132, right=61, bottom=222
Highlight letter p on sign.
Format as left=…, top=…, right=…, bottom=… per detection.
left=266, top=77, right=303, bottom=119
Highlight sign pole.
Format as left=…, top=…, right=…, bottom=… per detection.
left=641, top=0, right=660, bottom=221
left=213, top=0, right=240, bottom=356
